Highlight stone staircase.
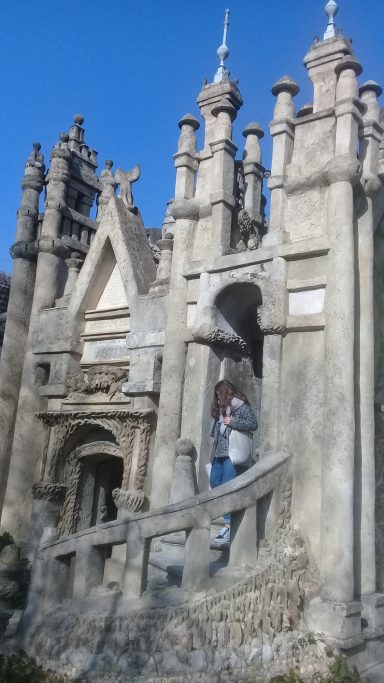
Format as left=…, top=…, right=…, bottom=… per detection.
left=147, top=520, right=229, bottom=591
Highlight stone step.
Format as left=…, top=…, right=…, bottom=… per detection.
left=149, top=546, right=229, bottom=582
left=157, top=533, right=227, bottom=560
left=160, top=531, right=186, bottom=547
left=149, top=554, right=184, bottom=576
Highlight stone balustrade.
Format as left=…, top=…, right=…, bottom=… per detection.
left=27, top=451, right=291, bottom=617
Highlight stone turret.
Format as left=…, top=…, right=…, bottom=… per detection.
left=195, top=10, right=243, bottom=211
left=0, top=116, right=101, bottom=542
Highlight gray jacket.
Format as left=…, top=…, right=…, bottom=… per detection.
left=210, top=403, right=258, bottom=460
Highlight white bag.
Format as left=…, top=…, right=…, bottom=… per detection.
left=228, top=429, right=253, bottom=466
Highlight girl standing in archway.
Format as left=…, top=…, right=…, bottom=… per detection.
left=210, top=379, right=258, bottom=544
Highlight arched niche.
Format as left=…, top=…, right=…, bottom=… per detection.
left=215, top=281, right=263, bottom=379
left=57, top=431, right=124, bottom=536
left=74, top=441, right=124, bottom=531
left=183, top=277, right=265, bottom=491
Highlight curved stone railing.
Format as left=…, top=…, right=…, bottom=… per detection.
left=25, top=451, right=291, bottom=618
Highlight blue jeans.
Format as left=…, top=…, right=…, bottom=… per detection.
left=210, top=457, right=245, bottom=523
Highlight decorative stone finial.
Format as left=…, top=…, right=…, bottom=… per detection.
left=271, top=76, right=300, bottom=98
left=359, top=80, right=383, bottom=98
left=211, top=97, right=237, bottom=121
left=242, top=122, right=264, bottom=139
left=178, top=113, right=200, bottom=131
left=74, top=114, right=84, bottom=126
left=105, top=159, right=113, bottom=170
left=60, top=132, right=69, bottom=143
left=214, top=9, right=230, bottom=84
left=25, top=142, right=45, bottom=170
left=324, top=0, right=339, bottom=40
left=334, top=56, right=362, bottom=77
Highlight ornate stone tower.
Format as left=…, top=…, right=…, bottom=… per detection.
left=0, top=117, right=99, bottom=540
left=1, top=3, right=384, bottom=680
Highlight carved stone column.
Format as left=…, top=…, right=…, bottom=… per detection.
left=151, top=117, right=200, bottom=508
left=209, top=99, right=237, bottom=255
left=258, top=257, right=288, bottom=454
left=321, top=57, right=363, bottom=604
left=356, top=81, right=383, bottom=603
left=1, top=132, right=73, bottom=542
left=55, top=252, right=84, bottom=307
left=264, top=76, right=299, bottom=247
left=0, top=144, right=44, bottom=517
left=242, top=122, right=264, bottom=225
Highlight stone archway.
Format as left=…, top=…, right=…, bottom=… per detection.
left=72, top=441, right=124, bottom=531
left=213, top=281, right=263, bottom=452
left=34, top=410, right=152, bottom=538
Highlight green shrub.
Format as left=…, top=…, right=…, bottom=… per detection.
left=324, top=656, right=361, bottom=683
left=0, top=651, right=67, bottom=683
left=270, top=656, right=361, bottom=683
left=272, top=671, right=302, bottom=683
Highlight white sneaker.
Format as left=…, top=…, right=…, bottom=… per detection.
left=214, top=526, right=230, bottom=544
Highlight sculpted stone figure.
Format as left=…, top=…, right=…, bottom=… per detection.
left=115, top=164, right=141, bottom=209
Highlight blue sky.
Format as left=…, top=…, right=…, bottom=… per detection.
left=0, top=0, right=383, bottom=273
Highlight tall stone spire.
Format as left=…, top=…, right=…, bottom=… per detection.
left=214, top=9, right=230, bottom=83
left=323, top=0, right=339, bottom=40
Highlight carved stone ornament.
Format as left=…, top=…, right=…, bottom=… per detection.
left=38, top=410, right=151, bottom=481
left=25, top=142, right=45, bottom=172
left=115, top=164, right=141, bottom=210
left=192, top=324, right=250, bottom=355
left=36, top=410, right=152, bottom=536
left=236, top=208, right=264, bottom=252
left=256, top=277, right=287, bottom=336
left=32, top=482, right=67, bottom=503
left=112, top=488, right=146, bottom=513
left=66, top=365, right=127, bottom=401
left=57, top=450, right=84, bottom=537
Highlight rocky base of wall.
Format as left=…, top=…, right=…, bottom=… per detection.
left=15, top=525, right=339, bottom=680
left=27, top=637, right=360, bottom=683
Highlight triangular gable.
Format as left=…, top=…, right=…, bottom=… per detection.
left=70, top=196, right=157, bottom=323
left=96, top=262, right=128, bottom=310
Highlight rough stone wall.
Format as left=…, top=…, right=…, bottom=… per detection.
left=25, top=526, right=322, bottom=681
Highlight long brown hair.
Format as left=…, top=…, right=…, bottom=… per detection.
left=210, top=379, right=249, bottom=418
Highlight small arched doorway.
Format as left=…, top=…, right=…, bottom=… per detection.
left=58, top=437, right=124, bottom=535
left=77, top=452, right=124, bottom=530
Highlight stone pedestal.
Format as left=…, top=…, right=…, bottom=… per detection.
left=169, top=438, right=198, bottom=504
left=361, top=593, right=384, bottom=631
left=304, top=597, right=363, bottom=649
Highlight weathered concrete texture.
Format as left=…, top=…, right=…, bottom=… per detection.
left=1, top=3, right=384, bottom=679
left=24, top=525, right=322, bottom=680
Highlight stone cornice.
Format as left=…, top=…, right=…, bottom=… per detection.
left=36, top=409, right=153, bottom=426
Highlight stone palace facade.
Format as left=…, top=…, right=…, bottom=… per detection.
left=1, top=2, right=384, bottom=680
